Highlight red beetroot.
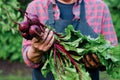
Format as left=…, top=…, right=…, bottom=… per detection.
left=29, top=25, right=41, bottom=38
left=19, top=20, right=29, bottom=33
left=25, top=13, right=40, bottom=26
left=25, top=13, right=45, bottom=32
left=21, top=32, right=32, bottom=40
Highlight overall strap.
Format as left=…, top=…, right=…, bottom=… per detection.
left=80, top=0, right=86, bottom=22
left=48, top=3, right=55, bottom=27
left=47, top=0, right=85, bottom=24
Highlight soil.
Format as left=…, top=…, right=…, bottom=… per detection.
left=0, top=59, right=32, bottom=76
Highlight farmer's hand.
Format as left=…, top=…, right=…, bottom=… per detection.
left=31, top=28, right=54, bottom=52
left=82, top=54, right=101, bottom=68
left=27, top=28, right=54, bottom=63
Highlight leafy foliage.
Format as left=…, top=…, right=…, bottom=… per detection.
left=0, top=0, right=31, bottom=62
left=0, top=0, right=120, bottom=80
left=0, top=0, right=119, bottom=64
left=41, top=25, right=120, bottom=80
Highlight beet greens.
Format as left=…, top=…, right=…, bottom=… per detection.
left=18, top=13, right=120, bottom=80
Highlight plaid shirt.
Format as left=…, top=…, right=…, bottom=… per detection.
left=22, top=0, right=118, bottom=68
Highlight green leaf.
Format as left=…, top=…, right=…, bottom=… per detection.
left=41, top=59, right=51, bottom=78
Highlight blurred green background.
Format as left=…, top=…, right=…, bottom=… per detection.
left=0, top=0, right=120, bottom=80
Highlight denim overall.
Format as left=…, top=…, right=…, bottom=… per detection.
left=32, top=0, right=99, bottom=80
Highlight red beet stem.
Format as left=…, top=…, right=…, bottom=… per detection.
left=55, top=43, right=82, bottom=78
left=3, top=7, right=19, bottom=25
left=53, top=45, right=57, bottom=64
left=55, top=44, right=79, bottom=71
left=56, top=50, right=63, bottom=67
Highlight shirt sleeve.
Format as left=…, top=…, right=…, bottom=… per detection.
left=101, top=4, right=118, bottom=46
left=22, top=39, right=41, bottom=68
left=22, top=1, right=40, bottom=68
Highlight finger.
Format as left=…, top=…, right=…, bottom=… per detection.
left=41, top=28, right=50, bottom=43
left=92, top=54, right=99, bottom=63
left=31, top=37, right=44, bottom=50
left=32, top=32, right=44, bottom=43
left=44, top=30, right=54, bottom=46
left=35, top=32, right=44, bottom=41
left=31, top=38, right=40, bottom=48
left=32, top=37, right=39, bottom=43
left=83, top=57, right=91, bottom=68
left=43, top=34, right=54, bottom=51
left=82, top=57, right=85, bottom=63
left=47, top=34, right=54, bottom=48
left=86, top=54, right=97, bottom=67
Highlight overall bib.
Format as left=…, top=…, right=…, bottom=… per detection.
left=32, top=0, right=99, bottom=80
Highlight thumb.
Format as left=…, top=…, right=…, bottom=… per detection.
left=31, top=32, right=44, bottom=43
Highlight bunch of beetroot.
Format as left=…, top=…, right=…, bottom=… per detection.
left=18, top=12, right=62, bottom=40
left=17, top=12, right=120, bottom=80
left=18, top=13, right=82, bottom=80
left=18, top=13, right=45, bottom=40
